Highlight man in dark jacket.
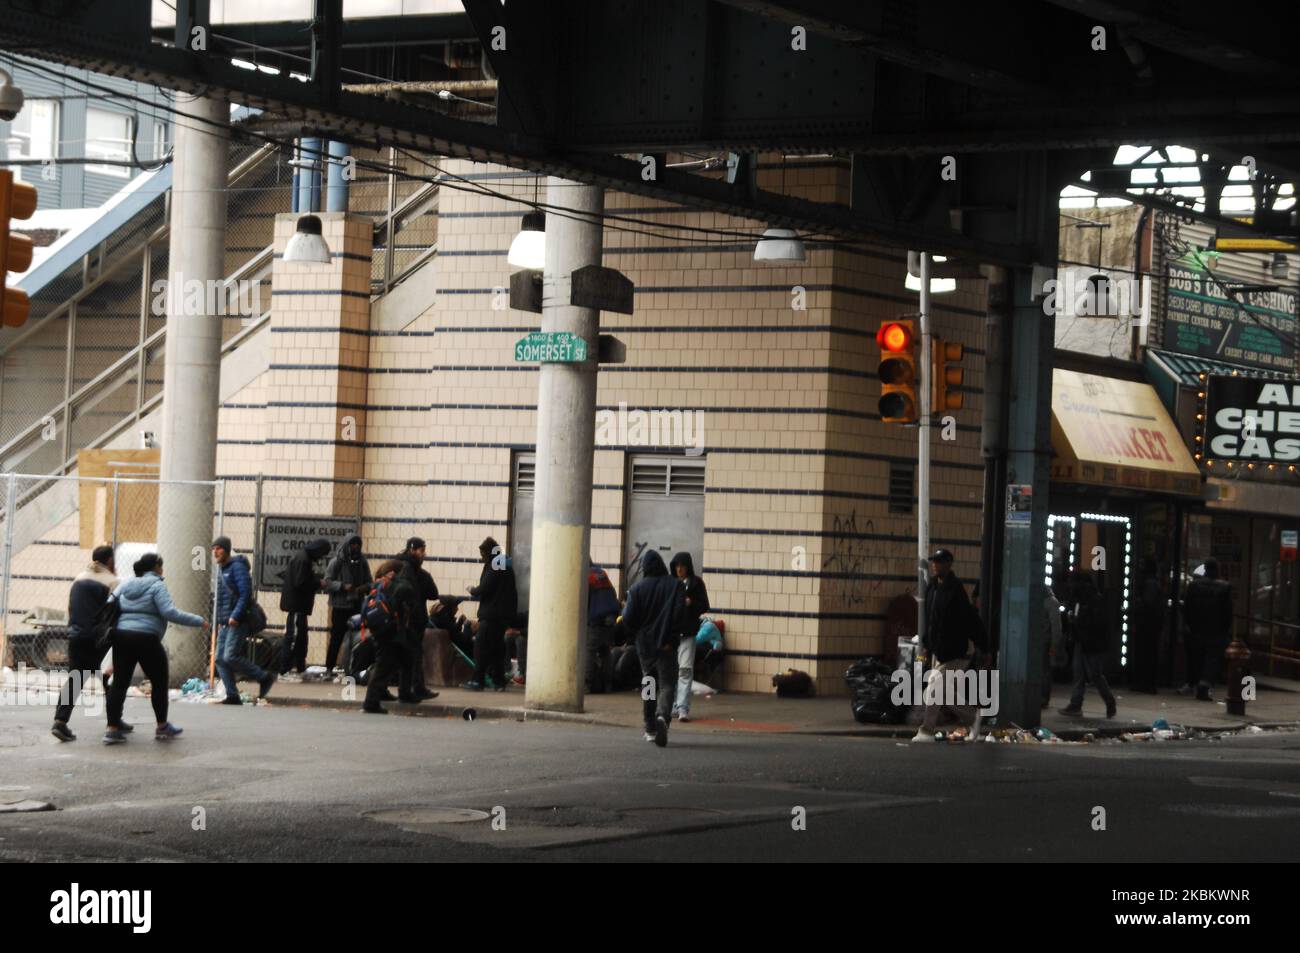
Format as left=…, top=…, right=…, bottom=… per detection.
left=51, top=545, right=123, bottom=741
left=915, top=549, right=987, bottom=741
left=324, top=534, right=372, bottom=674
left=464, top=536, right=517, bottom=691
left=669, top=551, right=709, bottom=721
left=213, top=536, right=276, bottom=704
left=621, top=549, right=681, bottom=747
left=279, top=538, right=330, bottom=674
left=1181, top=558, right=1234, bottom=701
left=394, top=537, right=439, bottom=701
left=1059, top=569, right=1117, bottom=718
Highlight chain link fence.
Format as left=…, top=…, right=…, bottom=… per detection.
left=0, top=473, right=438, bottom=684
left=0, top=473, right=223, bottom=681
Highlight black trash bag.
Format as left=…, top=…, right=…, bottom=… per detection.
left=845, top=657, right=904, bottom=724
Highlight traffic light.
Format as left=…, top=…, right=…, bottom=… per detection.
left=876, top=319, right=917, bottom=423
left=932, top=337, right=964, bottom=412
left=1, top=170, right=38, bottom=328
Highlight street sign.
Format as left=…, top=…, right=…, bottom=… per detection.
left=514, top=331, right=588, bottom=363
left=1006, top=484, right=1032, bottom=526
left=257, top=515, right=357, bottom=591
left=1282, top=530, right=1298, bottom=563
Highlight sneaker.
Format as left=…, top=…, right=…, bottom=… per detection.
left=911, top=729, right=936, bottom=743
left=461, top=681, right=484, bottom=692
left=398, top=693, right=422, bottom=704
left=154, top=722, right=183, bottom=741
left=1176, top=683, right=1194, bottom=696
left=512, top=675, right=525, bottom=686
left=51, top=721, right=76, bottom=742
left=654, top=716, right=669, bottom=748
left=119, top=721, right=134, bottom=734
left=363, top=703, right=388, bottom=714
left=677, top=711, right=691, bottom=722
left=103, top=728, right=126, bottom=745
left=416, top=688, right=438, bottom=700
left=258, top=673, right=277, bottom=699
left=221, top=696, right=243, bottom=705
left=1058, top=706, right=1083, bottom=716
left=643, top=731, right=656, bottom=742
left=380, top=689, right=398, bottom=702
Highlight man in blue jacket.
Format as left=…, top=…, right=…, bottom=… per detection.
left=621, top=550, right=681, bottom=747
left=212, top=536, right=276, bottom=705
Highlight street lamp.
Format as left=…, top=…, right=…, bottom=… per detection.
left=508, top=210, right=547, bottom=269
left=283, top=214, right=331, bottom=264
left=753, top=227, right=805, bottom=262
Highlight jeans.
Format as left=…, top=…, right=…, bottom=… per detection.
left=326, top=607, right=356, bottom=671
left=54, top=634, right=110, bottom=724
left=920, top=659, right=979, bottom=733
left=673, top=635, right=696, bottom=714
left=640, top=650, right=676, bottom=732
left=215, top=623, right=269, bottom=699
left=1068, top=643, right=1116, bottom=710
left=282, top=611, right=310, bottom=673
left=106, top=630, right=168, bottom=727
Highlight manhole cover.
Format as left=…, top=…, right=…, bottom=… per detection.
left=366, top=807, right=490, bottom=825
left=618, top=807, right=725, bottom=818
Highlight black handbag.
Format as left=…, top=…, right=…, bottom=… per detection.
left=244, top=599, right=268, bottom=636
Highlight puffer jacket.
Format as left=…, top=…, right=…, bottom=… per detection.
left=114, top=572, right=205, bottom=638
left=216, top=554, right=254, bottom=626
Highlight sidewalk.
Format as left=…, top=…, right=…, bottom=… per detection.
left=262, top=673, right=1300, bottom=740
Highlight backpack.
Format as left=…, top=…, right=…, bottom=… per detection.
left=90, top=594, right=122, bottom=654
left=361, top=580, right=399, bottom=638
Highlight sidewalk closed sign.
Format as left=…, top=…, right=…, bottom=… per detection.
left=514, top=331, right=588, bottom=363
left=258, top=515, right=357, bottom=591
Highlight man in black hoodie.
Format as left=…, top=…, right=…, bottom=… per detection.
left=669, top=551, right=709, bottom=721
left=621, top=549, right=681, bottom=747
left=394, top=537, right=439, bottom=702
left=278, top=538, right=330, bottom=673
left=324, top=534, right=371, bottom=674
left=464, top=536, right=517, bottom=691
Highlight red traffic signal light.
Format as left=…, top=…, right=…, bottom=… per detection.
left=2, top=170, right=38, bottom=328
left=876, top=319, right=917, bottom=423
left=932, top=337, right=964, bottom=412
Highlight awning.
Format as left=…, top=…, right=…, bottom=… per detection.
left=1051, top=369, right=1202, bottom=496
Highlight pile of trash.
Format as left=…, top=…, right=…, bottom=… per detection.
left=980, top=726, right=1083, bottom=744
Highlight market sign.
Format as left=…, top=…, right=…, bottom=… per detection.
left=1050, top=369, right=1201, bottom=496
left=1201, top=375, right=1300, bottom=465
left=514, top=331, right=588, bottom=363
left=257, top=515, right=357, bottom=591
left=1163, top=265, right=1297, bottom=373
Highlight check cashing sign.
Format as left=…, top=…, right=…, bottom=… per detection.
left=514, top=331, right=588, bottom=363
left=1202, top=375, right=1300, bottom=463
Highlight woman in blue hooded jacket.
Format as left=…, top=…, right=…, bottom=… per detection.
left=104, top=552, right=207, bottom=744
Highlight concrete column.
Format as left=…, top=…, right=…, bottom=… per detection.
left=156, top=94, right=230, bottom=682
left=524, top=178, right=603, bottom=712
left=996, top=266, right=1055, bottom=727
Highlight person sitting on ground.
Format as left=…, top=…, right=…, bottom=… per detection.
left=586, top=560, right=620, bottom=694
left=104, top=553, right=206, bottom=744
left=51, top=545, right=123, bottom=742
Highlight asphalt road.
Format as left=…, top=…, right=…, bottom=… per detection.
left=3, top=697, right=1299, bottom=862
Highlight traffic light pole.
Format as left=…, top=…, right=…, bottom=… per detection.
left=917, top=252, right=931, bottom=642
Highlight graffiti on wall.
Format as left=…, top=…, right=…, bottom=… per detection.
left=823, top=510, right=891, bottom=608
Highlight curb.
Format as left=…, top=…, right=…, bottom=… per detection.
left=262, top=693, right=612, bottom=727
